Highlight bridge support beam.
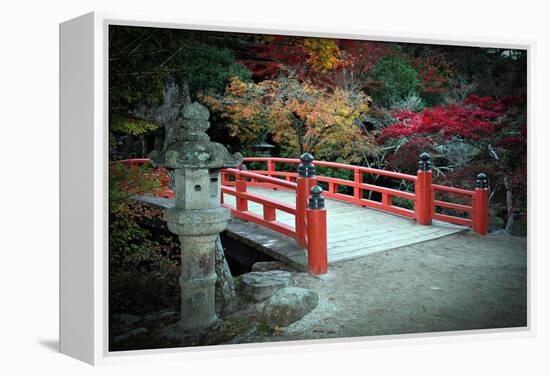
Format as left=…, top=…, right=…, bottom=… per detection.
left=474, top=173, right=489, bottom=235
left=415, top=152, right=433, bottom=225
left=307, top=185, right=328, bottom=275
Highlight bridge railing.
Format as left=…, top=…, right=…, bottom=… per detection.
left=221, top=164, right=328, bottom=274
left=237, top=156, right=418, bottom=219
left=220, top=168, right=299, bottom=239
left=236, top=153, right=488, bottom=235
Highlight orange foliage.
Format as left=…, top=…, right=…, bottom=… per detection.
left=202, top=76, right=378, bottom=161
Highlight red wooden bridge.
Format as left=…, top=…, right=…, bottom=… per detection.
left=118, top=153, right=489, bottom=275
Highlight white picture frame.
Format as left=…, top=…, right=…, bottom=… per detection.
left=59, top=11, right=534, bottom=365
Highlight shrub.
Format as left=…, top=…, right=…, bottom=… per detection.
left=109, top=162, right=179, bottom=315
left=370, top=56, right=420, bottom=107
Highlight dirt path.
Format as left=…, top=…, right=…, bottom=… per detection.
left=246, top=231, right=527, bottom=343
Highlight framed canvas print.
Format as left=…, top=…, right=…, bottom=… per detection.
left=60, top=12, right=531, bottom=365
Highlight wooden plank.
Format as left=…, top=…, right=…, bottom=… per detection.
left=328, top=227, right=447, bottom=253
left=327, top=226, right=440, bottom=250
left=326, top=226, right=401, bottom=243
left=329, top=229, right=464, bottom=263
left=328, top=228, right=464, bottom=260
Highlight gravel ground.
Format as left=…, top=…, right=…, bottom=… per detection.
left=110, top=231, right=527, bottom=351
left=246, top=231, right=527, bottom=343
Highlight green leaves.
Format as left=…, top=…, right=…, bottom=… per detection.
left=109, top=25, right=253, bottom=114
left=370, top=56, right=420, bottom=107
left=110, top=114, right=160, bottom=136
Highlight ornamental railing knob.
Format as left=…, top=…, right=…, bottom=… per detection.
left=298, top=152, right=316, bottom=178
left=308, top=185, right=325, bottom=209
left=476, top=173, right=488, bottom=189
left=418, top=152, right=432, bottom=172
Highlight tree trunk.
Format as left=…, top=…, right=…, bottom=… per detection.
left=503, top=176, right=515, bottom=233
left=295, top=125, right=304, bottom=155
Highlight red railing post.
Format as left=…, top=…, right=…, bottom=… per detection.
left=307, top=185, right=328, bottom=275
left=263, top=206, right=276, bottom=222
left=296, top=153, right=316, bottom=248
left=473, top=173, right=489, bottom=235
left=354, top=168, right=363, bottom=201
left=235, top=172, right=248, bottom=212
left=382, top=193, right=392, bottom=207
left=267, top=159, right=275, bottom=177
left=415, top=152, right=433, bottom=225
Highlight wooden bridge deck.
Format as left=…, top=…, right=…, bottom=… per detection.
left=223, top=187, right=467, bottom=271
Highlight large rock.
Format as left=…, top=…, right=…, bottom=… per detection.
left=239, top=270, right=291, bottom=302
left=215, top=235, right=236, bottom=316
left=290, top=272, right=324, bottom=289
left=260, top=287, right=319, bottom=328
left=251, top=261, right=294, bottom=272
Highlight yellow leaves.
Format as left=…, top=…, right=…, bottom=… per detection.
left=225, top=76, right=249, bottom=96
left=302, top=82, right=321, bottom=95
left=302, top=38, right=343, bottom=72
left=200, top=94, right=222, bottom=113
left=257, top=79, right=280, bottom=92
left=203, top=75, right=373, bottom=158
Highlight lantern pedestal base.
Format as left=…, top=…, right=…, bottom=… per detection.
left=161, top=318, right=223, bottom=342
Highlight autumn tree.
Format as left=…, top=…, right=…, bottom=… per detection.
left=240, top=36, right=389, bottom=92
left=202, top=76, right=378, bottom=162
left=377, top=94, right=526, bottom=230
left=239, top=36, right=345, bottom=80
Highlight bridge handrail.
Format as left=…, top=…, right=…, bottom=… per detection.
left=240, top=156, right=488, bottom=233
left=241, top=156, right=419, bottom=220
left=242, top=157, right=417, bottom=182
left=220, top=167, right=306, bottom=245
left=432, top=184, right=474, bottom=197
left=222, top=168, right=298, bottom=190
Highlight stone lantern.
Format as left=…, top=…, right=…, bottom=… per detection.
left=251, top=131, right=275, bottom=157
left=150, top=102, right=241, bottom=332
